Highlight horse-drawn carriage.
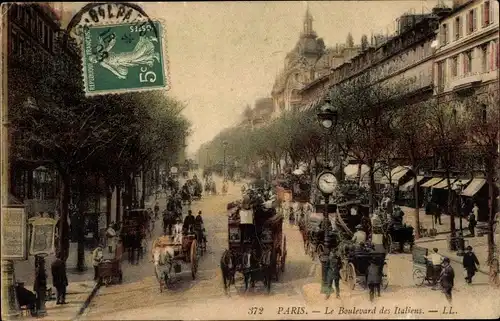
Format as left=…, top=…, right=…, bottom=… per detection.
left=299, top=211, right=324, bottom=260
left=375, top=207, right=415, bottom=253
left=339, top=248, right=389, bottom=290
left=221, top=199, right=287, bottom=294
left=152, top=234, right=199, bottom=292
left=121, top=209, right=149, bottom=253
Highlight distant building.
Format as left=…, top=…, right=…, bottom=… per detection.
left=238, top=97, right=274, bottom=130
left=270, top=7, right=361, bottom=117
left=299, top=11, right=441, bottom=111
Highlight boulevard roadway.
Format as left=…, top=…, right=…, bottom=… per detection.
left=79, top=177, right=500, bottom=320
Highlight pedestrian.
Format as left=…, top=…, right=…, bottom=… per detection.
left=92, top=246, right=103, bottom=281
left=326, top=253, right=342, bottom=299
left=439, top=257, right=455, bottom=303
left=462, top=245, right=480, bottom=284
left=468, top=205, right=478, bottom=237
left=106, top=223, right=117, bottom=254
left=366, top=258, right=382, bottom=302
left=51, top=253, right=68, bottom=305
left=434, top=204, right=442, bottom=225
left=425, top=248, right=443, bottom=288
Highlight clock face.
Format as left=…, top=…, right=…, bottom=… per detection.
left=317, top=172, right=337, bottom=194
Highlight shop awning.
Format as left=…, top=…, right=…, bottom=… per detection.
left=432, top=179, right=457, bottom=189
left=399, top=176, right=425, bottom=191
left=344, top=164, right=369, bottom=180
left=380, top=166, right=411, bottom=184
left=461, top=178, right=486, bottom=197
left=451, top=179, right=471, bottom=190
left=420, top=177, right=444, bottom=188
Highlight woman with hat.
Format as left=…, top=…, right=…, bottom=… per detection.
left=462, top=245, right=480, bottom=284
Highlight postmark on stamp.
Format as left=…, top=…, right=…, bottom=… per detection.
left=82, top=21, right=166, bottom=95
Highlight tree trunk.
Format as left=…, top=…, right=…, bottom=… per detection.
left=141, top=169, right=146, bottom=208
left=116, top=185, right=121, bottom=223
left=58, top=173, right=71, bottom=262
left=76, top=191, right=86, bottom=271
left=445, top=168, right=456, bottom=238
left=368, top=161, right=376, bottom=214
left=106, top=186, right=112, bottom=226
left=413, top=168, right=421, bottom=239
left=486, top=159, right=496, bottom=264
left=357, top=163, right=362, bottom=186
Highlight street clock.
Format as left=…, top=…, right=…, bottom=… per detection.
left=316, top=171, right=337, bottom=195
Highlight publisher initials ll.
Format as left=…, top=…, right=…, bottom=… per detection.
left=443, top=306, right=455, bottom=314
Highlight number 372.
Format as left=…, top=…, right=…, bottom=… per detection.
left=139, top=67, right=156, bottom=83
left=248, top=307, right=263, bottom=315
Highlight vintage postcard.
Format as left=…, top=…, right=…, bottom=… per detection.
left=1, top=1, right=499, bottom=320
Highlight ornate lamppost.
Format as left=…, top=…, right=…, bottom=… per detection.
left=316, top=99, right=338, bottom=295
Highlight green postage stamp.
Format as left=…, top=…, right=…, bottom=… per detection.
left=82, top=21, right=167, bottom=95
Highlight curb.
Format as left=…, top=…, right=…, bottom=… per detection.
left=75, top=282, right=101, bottom=318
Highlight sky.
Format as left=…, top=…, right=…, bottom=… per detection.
left=61, top=1, right=447, bottom=156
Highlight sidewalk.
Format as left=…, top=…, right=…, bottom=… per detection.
left=18, top=281, right=98, bottom=321
left=400, top=206, right=493, bottom=274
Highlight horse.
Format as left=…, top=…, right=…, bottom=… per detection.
left=242, top=249, right=273, bottom=293
left=220, top=249, right=236, bottom=294
left=153, top=247, right=175, bottom=289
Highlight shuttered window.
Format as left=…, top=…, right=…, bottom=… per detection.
left=482, top=1, right=490, bottom=27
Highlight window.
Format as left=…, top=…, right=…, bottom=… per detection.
left=441, top=24, right=448, bottom=45
left=467, top=9, right=477, bottom=34
left=483, top=1, right=490, bottom=27
left=481, top=45, right=488, bottom=72
left=451, top=56, right=458, bottom=77
left=437, top=61, right=445, bottom=92
left=454, top=16, right=462, bottom=40
left=463, top=50, right=473, bottom=74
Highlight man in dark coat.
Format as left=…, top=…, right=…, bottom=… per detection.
left=439, top=257, right=455, bottom=303
left=326, top=253, right=342, bottom=299
left=462, top=246, right=480, bottom=284
left=183, top=210, right=196, bottom=234
left=16, top=282, right=37, bottom=316
left=51, top=254, right=68, bottom=304
left=366, top=259, right=382, bottom=302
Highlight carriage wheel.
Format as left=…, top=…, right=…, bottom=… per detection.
left=281, top=236, right=287, bottom=272
left=347, top=263, right=356, bottom=290
left=316, top=244, right=325, bottom=260
left=412, top=268, right=425, bottom=286
left=382, top=262, right=389, bottom=289
left=309, top=242, right=316, bottom=260
left=190, top=239, right=198, bottom=280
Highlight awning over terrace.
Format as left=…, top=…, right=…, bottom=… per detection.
left=379, top=166, right=411, bottom=185
left=461, top=178, right=486, bottom=197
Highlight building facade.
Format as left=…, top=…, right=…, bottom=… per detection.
left=270, top=8, right=360, bottom=117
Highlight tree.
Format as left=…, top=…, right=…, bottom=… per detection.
left=463, top=93, right=499, bottom=279
left=346, top=32, right=354, bottom=47
left=330, top=74, right=411, bottom=213
left=426, top=99, right=467, bottom=240
left=9, top=47, right=130, bottom=261
left=393, top=100, right=436, bottom=238
left=361, top=34, right=369, bottom=50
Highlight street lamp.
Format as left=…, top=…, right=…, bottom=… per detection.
left=223, top=141, right=228, bottom=179
left=316, top=99, right=338, bottom=296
